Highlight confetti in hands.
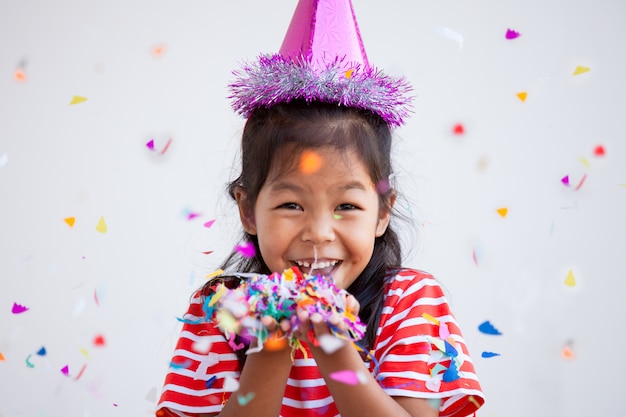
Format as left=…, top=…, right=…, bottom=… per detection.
left=201, top=268, right=366, bottom=353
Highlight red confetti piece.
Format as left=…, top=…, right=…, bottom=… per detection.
left=160, top=138, right=172, bottom=154
left=201, top=250, right=214, bottom=255
left=74, top=364, right=87, bottom=381
left=593, top=145, right=606, bottom=157
left=11, top=302, right=29, bottom=314
left=575, top=174, right=587, bottom=191
left=235, top=241, right=256, bottom=258
left=93, top=334, right=106, bottom=347
left=452, top=123, right=464, bottom=135
left=505, top=28, right=521, bottom=39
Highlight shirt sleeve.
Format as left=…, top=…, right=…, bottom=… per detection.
left=156, top=291, right=241, bottom=417
left=371, top=269, right=484, bottom=417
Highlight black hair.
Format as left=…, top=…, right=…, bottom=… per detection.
left=205, top=100, right=404, bottom=365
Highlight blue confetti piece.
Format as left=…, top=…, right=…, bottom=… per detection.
left=481, top=351, right=501, bottom=358
left=206, top=376, right=217, bottom=388
left=169, top=359, right=192, bottom=369
left=478, top=320, right=502, bottom=335
left=442, top=360, right=460, bottom=382
left=444, top=340, right=458, bottom=357
left=36, top=347, right=47, bottom=356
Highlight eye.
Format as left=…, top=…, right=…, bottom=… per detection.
left=336, top=203, right=359, bottom=211
left=278, top=202, right=302, bottom=210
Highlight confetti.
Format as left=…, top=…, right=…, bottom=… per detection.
left=14, top=68, right=27, bottom=82
left=561, top=175, right=570, bottom=186
left=95, top=216, right=107, bottom=233
left=561, top=345, right=575, bottom=360
left=574, top=174, right=587, bottom=191
left=333, top=214, right=343, bottom=220
left=452, top=123, right=464, bottom=135
left=237, top=392, right=255, bottom=406
left=329, top=370, right=364, bottom=385
left=204, top=219, right=216, bottom=228
left=60, top=365, right=70, bottom=376
left=344, top=68, right=355, bottom=79
left=74, top=364, right=87, bottom=381
left=425, top=378, right=441, bottom=392
left=0, top=153, right=7, bottom=168
left=69, top=96, right=88, bottom=105
left=12, top=302, right=29, bottom=314
left=169, top=359, right=192, bottom=369
left=223, top=376, right=240, bottom=392
left=422, top=312, right=440, bottom=325
left=564, top=269, right=576, bottom=287
left=496, top=207, right=508, bottom=218
left=580, top=157, right=590, bottom=169
left=299, top=150, right=323, bottom=174
left=0, top=352, right=5, bottom=361
left=434, top=26, right=464, bottom=49
left=468, top=396, right=481, bottom=408
left=151, top=44, right=167, bottom=58
left=375, top=178, right=391, bottom=195
left=205, top=269, right=225, bottom=279
left=442, top=359, right=459, bottom=382
left=481, top=351, right=501, bottom=358
left=505, top=28, right=521, bottom=39
left=146, top=139, right=155, bottom=150
left=516, top=92, right=527, bottom=102
left=25, top=354, right=34, bottom=368
left=478, top=320, right=502, bottom=335
left=205, top=376, right=217, bottom=388
left=235, top=241, right=256, bottom=258
left=79, top=347, right=89, bottom=358
left=318, top=334, right=345, bottom=354
left=191, top=337, right=212, bottom=354
left=36, top=347, right=47, bottom=356
left=64, top=217, right=76, bottom=227
left=593, top=145, right=606, bottom=157
left=572, top=66, right=590, bottom=76
left=93, top=334, right=106, bottom=347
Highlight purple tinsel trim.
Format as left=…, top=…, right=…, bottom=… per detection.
left=228, top=54, right=414, bottom=128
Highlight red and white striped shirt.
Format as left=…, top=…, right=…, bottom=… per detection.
left=157, top=269, right=484, bottom=417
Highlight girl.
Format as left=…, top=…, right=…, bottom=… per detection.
left=158, top=1, right=484, bottom=416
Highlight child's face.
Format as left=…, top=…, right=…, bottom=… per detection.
left=238, top=145, right=392, bottom=289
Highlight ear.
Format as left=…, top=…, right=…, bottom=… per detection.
left=234, top=186, right=257, bottom=235
left=375, top=191, right=396, bottom=237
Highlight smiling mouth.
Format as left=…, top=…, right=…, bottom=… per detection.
left=292, top=259, right=340, bottom=276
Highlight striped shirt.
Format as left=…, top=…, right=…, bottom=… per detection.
left=157, top=269, right=484, bottom=417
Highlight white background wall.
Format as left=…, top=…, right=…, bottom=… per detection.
left=1, top=1, right=625, bottom=416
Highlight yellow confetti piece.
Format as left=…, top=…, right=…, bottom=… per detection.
left=564, top=269, right=576, bottom=287
left=64, top=217, right=76, bottom=228
left=496, top=207, right=508, bottom=218
left=299, top=150, right=323, bottom=174
left=79, top=347, right=89, bottom=359
left=422, top=312, right=440, bottom=325
left=579, top=157, right=590, bottom=169
left=572, top=66, right=590, bottom=76
left=516, top=92, right=527, bottom=102
left=344, top=68, right=355, bottom=79
left=95, top=216, right=107, bottom=233
left=69, top=95, right=88, bottom=105
left=333, top=214, right=343, bottom=220
left=205, top=269, right=224, bottom=280
left=208, top=284, right=227, bottom=307
left=468, top=396, right=480, bottom=408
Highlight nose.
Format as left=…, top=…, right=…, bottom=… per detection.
left=301, top=212, right=335, bottom=245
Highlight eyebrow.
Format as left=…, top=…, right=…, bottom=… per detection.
left=268, top=180, right=369, bottom=194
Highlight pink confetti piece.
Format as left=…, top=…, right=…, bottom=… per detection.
left=203, top=219, right=216, bottom=228
left=439, top=323, right=451, bottom=339
left=574, top=174, right=587, bottom=191
left=505, top=28, right=521, bottom=39
left=11, top=302, right=29, bottom=314
left=561, top=175, right=570, bottom=186
left=160, top=138, right=172, bottom=154
left=146, top=139, right=155, bottom=150
left=235, top=241, right=256, bottom=258
left=375, top=178, right=390, bottom=195
left=73, top=364, right=87, bottom=380
left=227, top=332, right=245, bottom=351
left=60, top=365, right=70, bottom=376
left=329, top=370, right=363, bottom=385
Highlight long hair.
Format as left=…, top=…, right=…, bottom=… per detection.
left=206, top=100, right=404, bottom=365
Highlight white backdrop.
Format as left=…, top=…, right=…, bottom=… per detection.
left=1, top=1, right=625, bottom=416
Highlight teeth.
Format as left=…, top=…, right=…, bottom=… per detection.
left=294, top=260, right=338, bottom=269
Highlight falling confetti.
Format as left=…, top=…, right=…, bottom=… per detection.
left=434, top=26, right=464, bottom=49
left=574, top=174, right=587, bottom=191
left=0, top=153, right=7, bottom=168
left=580, top=157, right=590, bottom=169
left=329, top=370, right=365, bottom=385
left=64, top=217, right=76, bottom=227
left=151, top=44, right=167, bottom=58
left=36, top=347, right=47, bottom=356
left=572, top=66, right=590, bottom=76
left=14, top=68, right=27, bottom=82
left=299, top=150, right=323, bottom=174
left=452, top=123, right=464, bottom=135
left=593, top=145, right=606, bottom=157
left=79, top=347, right=89, bottom=358
left=95, top=216, right=107, bottom=233
left=223, top=376, right=240, bottom=392
left=505, top=28, right=521, bottom=39
left=25, top=354, right=34, bottom=368
left=69, top=96, right=88, bottom=105
left=205, top=269, right=224, bottom=279
left=204, top=219, right=216, bottom=228
left=146, top=139, right=155, bottom=150
left=0, top=352, right=5, bottom=361
left=93, top=334, right=106, bottom=347
left=561, top=175, right=570, bottom=187
left=561, top=344, right=575, bottom=360
left=237, top=392, right=256, bottom=406
left=74, top=364, right=87, bottom=381
left=516, top=92, right=527, bottom=102
left=564, top=269, right=576, bottom=287
left=333, top=214, right=343, bottom=220
left=496, top=207, right=508, bottom=218
left=318, top=334, right=345, bottom=355
left=12, top=302, right=29, bottom=314
left=191, top=338, right=212, bottom=354
left=478, top=320, right=502, bottom=335
left=60, top=365, right=70, bottom=376
left=481, top=351, right=501, bottom=358
left=235, top=241, right=256, bottom=258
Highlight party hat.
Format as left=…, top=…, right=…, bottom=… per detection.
left=229, top=0, right=413, bottom=127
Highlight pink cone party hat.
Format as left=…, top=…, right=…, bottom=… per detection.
left=228, top=0, right=413, bottom=127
